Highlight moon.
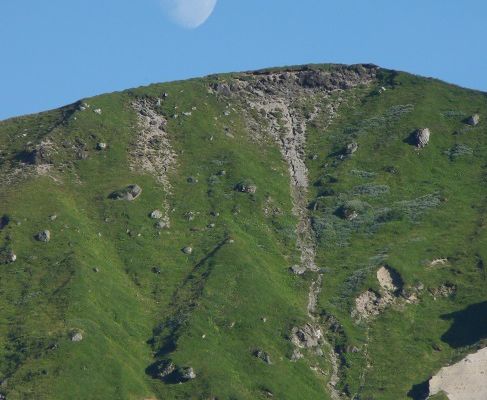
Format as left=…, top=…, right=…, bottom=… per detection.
left=161, top=0, right=217, bottom=29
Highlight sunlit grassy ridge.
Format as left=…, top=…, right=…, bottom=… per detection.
left=0, top=65, right=485, bottom=399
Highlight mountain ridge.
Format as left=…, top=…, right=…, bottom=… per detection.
left=0, top=63, right=486, bottom=400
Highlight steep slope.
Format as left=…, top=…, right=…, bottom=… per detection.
left=0, top=64, right=486, bottom=400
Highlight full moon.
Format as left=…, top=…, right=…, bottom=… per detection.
left=161, top=0, right=217, bottom=29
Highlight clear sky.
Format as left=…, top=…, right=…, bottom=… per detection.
left=1, top=0, right=486, bottom=120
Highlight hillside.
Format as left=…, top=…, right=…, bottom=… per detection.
left=0, top=64, right=486, bottom=400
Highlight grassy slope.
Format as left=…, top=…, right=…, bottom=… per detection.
left=0, top=66, right=486, bottom=399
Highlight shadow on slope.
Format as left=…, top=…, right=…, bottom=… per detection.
left=440, top=301, right=487, bottom=348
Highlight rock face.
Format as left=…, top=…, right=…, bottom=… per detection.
left=414, top=128, right=431, bottom=148
left=35, top=230, right=51, bottom=242
left=110, top=184, right=142, bottom=201
left=466, top=114, right=480, bottom=126
left=429, top=347, right=487, bottom=400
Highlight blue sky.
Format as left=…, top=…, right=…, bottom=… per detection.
left=1, top=0, right=486, bottom=120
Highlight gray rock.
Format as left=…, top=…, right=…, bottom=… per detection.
left=150, top=210, right=163, bottom=219
left=290, top=349, right=304, bottom=361
left=96, top=142, right=107, bottom=150
left=6, top=251, right=16, bottom=263
left=36, top=230, right=51, bottom=242
left=235, top=181, right=257, bottom=194
left=178, top=366, right=196, bottom=381
left=254, top=349, right=272, bottom=364
left=155, top=221, right=168, bottom=230
left=71, top=331, right=83, bottom=342
left=156, top=360, right=175, bottom=379
left=290, top=264, right=307, bottom=275
left=414, top=128, right=431, bottom=148
left=290, top=324, right=323, bottom=348
left=182, top=246, right=193, bottom=255
left=467, top=114, right=480, bottom=126
left=110, top=184, right=142, bottom=201
left=346, top=142, right=359, bottom=155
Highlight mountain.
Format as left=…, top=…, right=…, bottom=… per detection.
left=0, top=64, right=486, bottom=400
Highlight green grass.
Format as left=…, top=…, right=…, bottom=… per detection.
left=0, top=65, right=486, bottom=399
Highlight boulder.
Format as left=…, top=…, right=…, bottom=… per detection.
left=96, top=142, right=107, bottom=150
left=467, top=114, right=480, bottom=126
left=235, top=181, right=257, bottom=194
left=150, top=210, right=163, bottom=219
left=345, top=142, right=359, bottom=155
left=110, top=185, right=142, bottom=201
left=35, top=230, right=51, bottom=243
left=155, top=220, right=168, bottom=230
left=71, top=331, right=83, bottom=342
left=290, top=324, right=323, bottom=348
left=177, top=366, right=197, bottom=381
left=182, top=246, right=193, bottom=255
left=290, top=349, right=304, bottom=361
left=254, top=349, right=272, bottom=364
left=7, top=251, right=16, bottom=263
left=290, top=264, right=307, bottom=275
left=414, top=128, right=431, bottom=148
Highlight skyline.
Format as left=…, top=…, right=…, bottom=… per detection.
left=1, top=0, right=486, bottom=120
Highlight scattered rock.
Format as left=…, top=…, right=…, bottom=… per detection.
left=376, top=265, right=403, bottom=294
left=110, top=184, right=142, bottom=201
left=290, top=349, right=304, bottom=361
left=35, top=230, right=51, bottom=242
left=49, top=214, right=57, bottom=221
left=414, top=128, right=431, bottom=148
left=155, top=360, right=176, bottom=379
left=151, top=266, right=161, bottom=274
left=187, top=176, right=198, bottom=184
left=155, top=221, right=168, bottom=230
left=96, top=142, right=107, bottom=150
left=430, top=283, right=457, bottom=299
left=290, top=323, right=323, bottom=348
left=182, top=246, right=193, bottom=255
left=235, top=181, right=257, bottom=194
left=466, top=114, right=480, bottom=126
left=353, top=290, right=393, bottom=320
left=6, top=251, right=16, bottom=263
left=177, top=366, right=196, bottom=381
left=70, top=331, right=83, bottom=342
left=290, top=264, right=307, bottom=275
left=254, top=349, right=272, bottom=364
left=150, top=210, right=163, bottom=219
left=93, top=108, right=102, bottom=115
left=345, top=142, right=359, bottom=155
